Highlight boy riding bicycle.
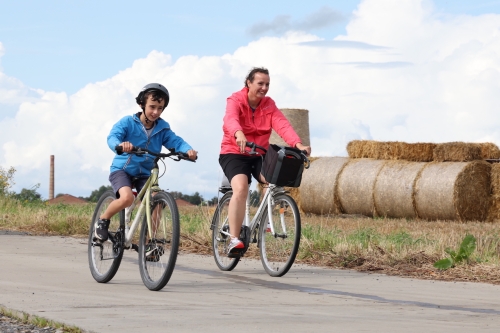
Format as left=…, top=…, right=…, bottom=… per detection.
left=95, top=83, right=197, bottom=242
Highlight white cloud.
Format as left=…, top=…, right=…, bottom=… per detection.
left=247, top=6, right=345, bottom=37
left=2, top=0, right=500, bottom=200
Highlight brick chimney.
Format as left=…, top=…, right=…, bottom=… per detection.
left=49, top=155, right=54, bottom=200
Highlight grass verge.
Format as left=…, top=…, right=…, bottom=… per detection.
left=0, top=305, right=83, bottom=333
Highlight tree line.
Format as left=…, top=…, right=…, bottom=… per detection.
left=1, top=167, right=260, bottom=206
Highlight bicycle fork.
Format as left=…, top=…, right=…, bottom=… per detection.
left=266, top=186, right=289, bottom=239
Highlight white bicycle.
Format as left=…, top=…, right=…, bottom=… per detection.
left=210, top=142, right=309, bottom=277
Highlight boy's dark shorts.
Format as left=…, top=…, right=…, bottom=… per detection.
left=219, top=154, right=265, bottom=184
left=109, top=170, right=148, bottom=198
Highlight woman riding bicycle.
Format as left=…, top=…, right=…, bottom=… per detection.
left=219, top=67, right=311, bottom=255
left=95, top=83, right=198, bottom=242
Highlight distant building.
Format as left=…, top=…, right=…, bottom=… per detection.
left=175, top=198, right=195, bottom=206
left=46, top=194, right=88, bottom=205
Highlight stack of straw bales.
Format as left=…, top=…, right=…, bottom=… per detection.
left=297, top=140, right=498, bottom=221
left=347, top=140, right=500, bottom=162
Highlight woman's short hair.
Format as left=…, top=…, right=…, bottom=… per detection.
left=245, top=67, right=269, bottom=87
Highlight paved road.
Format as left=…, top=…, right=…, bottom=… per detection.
left=1, top=234, right=500, bottom=333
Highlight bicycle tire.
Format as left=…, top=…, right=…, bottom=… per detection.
left=259, top=194, right=301, bottom=277
left=138, top=191, right=180, bottom=291
left=211, top=191, right=239, bottom=271
left=88, top=190, right=125, bottom=283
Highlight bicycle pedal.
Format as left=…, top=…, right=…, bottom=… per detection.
left=227, top=248, right=244, bottom=258
left=227, top=252, right=241, bottom=259
left=131, top=244, right=139, bottom=252
left=92, top=237, right=104, bottom=244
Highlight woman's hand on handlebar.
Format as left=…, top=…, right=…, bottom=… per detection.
left=119, top=142, right=133, bottom=153
left=235, top=130, right=247, bottom=153
left=295, top=142, right=311, bottom=156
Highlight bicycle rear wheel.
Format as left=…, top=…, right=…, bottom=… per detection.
left=259, top=194, right=301, bottom=277
left=211, top=191, right=239, bottom=271
left=138, top=191, right=180, bottom=291
left=88, top=190, right=125, bottom=283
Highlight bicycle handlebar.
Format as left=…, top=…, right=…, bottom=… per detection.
left=245, top=142, right=267, bottom=154
left=245, top=142, right=310, bottom=169
left=115, top=145, right=196, bottom=162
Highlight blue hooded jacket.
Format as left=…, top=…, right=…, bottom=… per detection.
left=108, top=113, right=192, bottom=177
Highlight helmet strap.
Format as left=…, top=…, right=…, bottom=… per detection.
left=143, top=111, right=152, bottom=124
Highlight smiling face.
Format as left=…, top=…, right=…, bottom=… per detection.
left=247, top=72, right=270, bottom=101
left=143, top=94, right=165, bottom=122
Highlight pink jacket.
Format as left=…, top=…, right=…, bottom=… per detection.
left=220, top=87, right=302, bottom=155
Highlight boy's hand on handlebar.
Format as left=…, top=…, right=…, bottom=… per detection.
left=295, top=143, right=311, bottom=156
left=119, top=142, right=133, bottom=153
left=187, top=149, right=198, bottom=161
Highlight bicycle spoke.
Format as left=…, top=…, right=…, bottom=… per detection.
left=212, top=192, right=239, bottom=271
left=259, top=194, right=301, bottom=277
left=88, top=191, right=124, bottom=283
left=138, top=192, right=179, bottom=291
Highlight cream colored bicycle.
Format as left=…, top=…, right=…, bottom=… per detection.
left=88, top=146, right=194, bottom=291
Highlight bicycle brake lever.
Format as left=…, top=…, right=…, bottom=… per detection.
left=246, top=142, right=258, bottom=155
left=301, top=152, right=311, bottom=169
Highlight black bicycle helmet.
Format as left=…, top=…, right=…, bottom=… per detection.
left=135, top=83, right=170, bottom=108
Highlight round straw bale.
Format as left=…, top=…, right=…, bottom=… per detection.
left=488, top=200, right=500, bottom=221
left=347, top=140, right=436, bottom=161
left=300, top=157, right=350, bottom=215
left=270, top=108, right=310, bottom=146
left=433, top=142, right=482, bottom=162
left=476, top=142, right=500, bottom=159
left=374, top=161, right=426, bottom=218
left=489, top=163, right=500, bottom=195
left=337, top=159, right=387, bottom=217
left=402, top=142, right=436, bottom=162
left=487, top=163, right=500, bottom=221
left=415, top=161, right=491, bottom=221
left=373, top=141, right=406, bottom=160
left=346, top=140, right=369, bottom=158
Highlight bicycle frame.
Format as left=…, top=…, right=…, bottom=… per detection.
left=218, top=184, right=288, bottom=240
left=123, top=166, right=161, bottom=248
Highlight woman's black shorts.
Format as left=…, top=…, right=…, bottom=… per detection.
left=219, top=154, right=265, bottom=184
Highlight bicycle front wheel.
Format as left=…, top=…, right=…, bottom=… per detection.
left=259, top=194, right=301, bottom=277
left=88, top=190, right=125, bottom=283
left=211, top=191, right=239, bottom=271
left=138, top=191, right=180, bottom=291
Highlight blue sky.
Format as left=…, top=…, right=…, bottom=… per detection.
left=2, top=0, right=500, bottom=200
left=0, top=0, right=357, bottom=93
left=3, top=0, right=499, bottom=93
